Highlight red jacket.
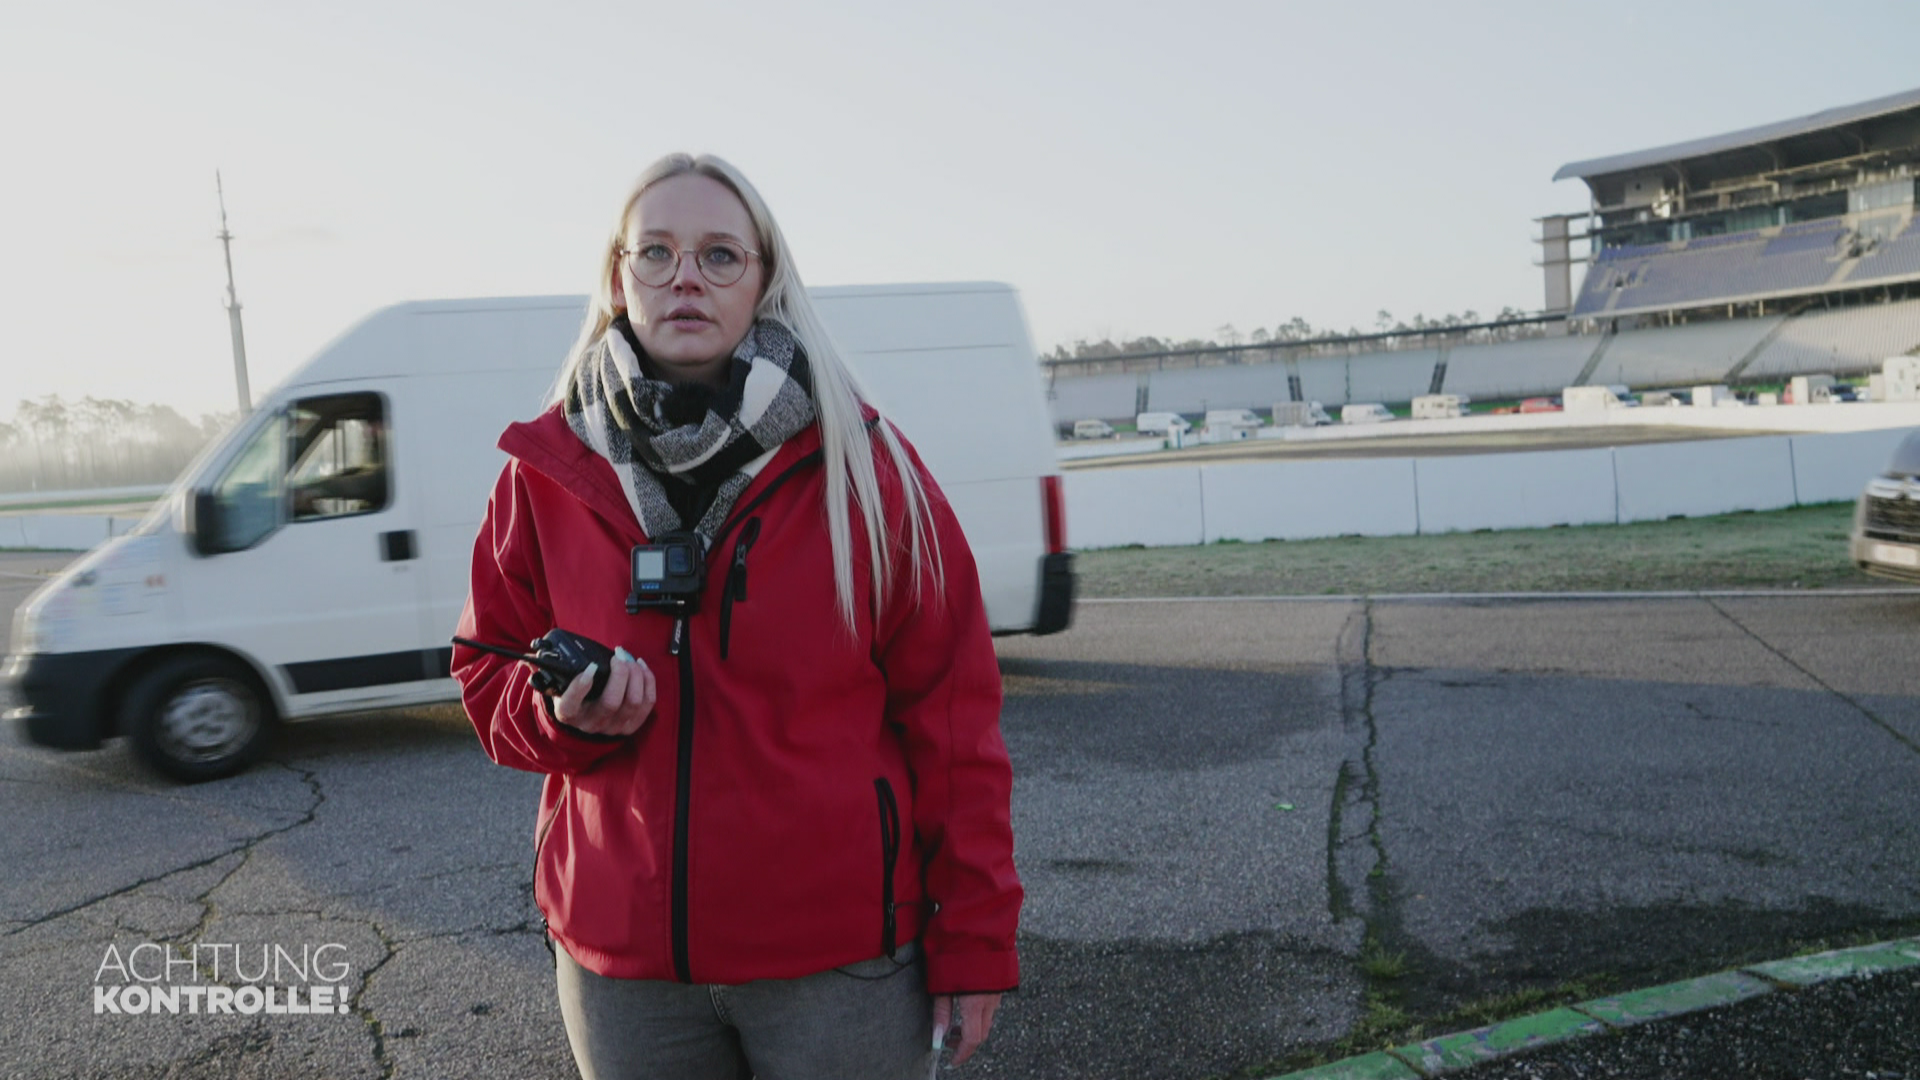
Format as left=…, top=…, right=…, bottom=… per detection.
left=452, top=406, right=1021, bottom=994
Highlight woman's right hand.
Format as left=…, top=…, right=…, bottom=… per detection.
left=553, top=647, right=656, bottom=737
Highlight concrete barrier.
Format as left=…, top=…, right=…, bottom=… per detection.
left=1414, top=449, right=1618, bottom=534
left=1063, top=466, right=1205, bottom=549
left=0, top=513, right=146, bottom=551
left=1613, top=437, right=1797, bottom=522
left=1201, top=458, right=1418, bottom=542
left=1789, top=427, right=1914, bottom=504
left=1060, top=426, right=1906, bottom=550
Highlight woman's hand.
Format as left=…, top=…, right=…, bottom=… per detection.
left=553, top=647, right=656, bottom=737
left=932, top=992, right=1002, bottom=1066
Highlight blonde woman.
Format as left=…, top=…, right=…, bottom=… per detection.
left=452, top=154, right=1021, bottom=1079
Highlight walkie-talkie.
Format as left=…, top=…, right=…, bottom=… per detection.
left=452, top=630, right=616, bottom=701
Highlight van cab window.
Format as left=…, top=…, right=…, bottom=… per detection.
left=206, top=410, right=289, bottom=552
left=288, top=394, right=389, bottom=521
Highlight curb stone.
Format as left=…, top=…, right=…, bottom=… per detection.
left=1266, top=935, right=1920, bottom=1079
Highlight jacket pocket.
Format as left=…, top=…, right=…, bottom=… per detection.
left=874, top=777, right=901, bottom=957
left=719, top=516, right=761, bottom=661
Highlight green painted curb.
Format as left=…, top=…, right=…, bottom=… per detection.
left=1576, top=969, right=1773, bottom=1025
left=1263, top=936, right=1920, bottom=1079
left=1743, top=937, right=1920, bottom=987
left=1390, top=1008, right=1606, bottom=1073
left=1268, top=1050, right=1422, bottom=1080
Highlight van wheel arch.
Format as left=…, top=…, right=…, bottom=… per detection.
left=115, top=647, right=281, bottom=783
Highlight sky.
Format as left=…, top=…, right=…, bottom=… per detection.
left=4, top=0, right=1919, bottom=419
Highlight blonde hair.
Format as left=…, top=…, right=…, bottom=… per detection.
left=551, top=153, right=944, bottom=628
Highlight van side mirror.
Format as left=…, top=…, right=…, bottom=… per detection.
left=186, top=490, right=226, bottom=557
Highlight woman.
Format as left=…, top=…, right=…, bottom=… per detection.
left=451, top=153, right=1021, bottom=1080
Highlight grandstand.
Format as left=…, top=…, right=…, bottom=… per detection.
left=1558, top=87, right=1920, bottom=320
left=1045, top=88, right=1920, bottom=425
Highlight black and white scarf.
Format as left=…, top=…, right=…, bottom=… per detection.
left=564, top=316, right=816, bottom=546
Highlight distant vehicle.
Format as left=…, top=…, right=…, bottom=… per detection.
left=1519, top=397, right=1562, bottom=413
left=1831, top=385, right=1866, bottom=402
left=1341, top=403, right=1395, bottom=424
left=4, top=284, right=1075, bottom=781
left=1271, top=401, right=1333, bottom=427
left=1562, top=385, right=1632, bottom=413
left=1785, top=375, right=1836, bottom=405
left=1072, top=419, right=1117, bottom=439
left=1691, top=385, right=1736, bottom=408
left=1198, top=408, right=1261, bottom=444
left=1410, top=394, right=1467, bottom=420
left=1203, top=409, right=1263, bottom=429
left=1885, top=356, right=1920, bottom=402
left=1852, top=429, right=1920, bottom=583
left=1134, top=411, right=1192, bottom=436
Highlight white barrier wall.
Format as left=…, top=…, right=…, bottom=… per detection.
left=1062, top=427, right=1908, bottom=549
left=0, top=514, right=145, bottom=551
left=1063, top=466, right=1205, bottom=549
left=1201, top=458, right=1418, bottom=542
left=1789, top=428, right=1909, bottom=503
left=1414, top=449, right=1618, bottom=534
left=1613, top=437, right=1797, bottom=523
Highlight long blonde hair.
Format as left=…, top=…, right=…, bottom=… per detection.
left=551, top=153, right=944, bottom=628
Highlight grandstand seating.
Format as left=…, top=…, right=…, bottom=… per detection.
left=1048, top=371, right=1137, bottom=423
left=1739, top=298, right=1920, bottom=379
left=1853, top=214, right=1920, bottom=283
left=1046, top=299, right=1920, bottom=425
left=1573, top=211, right=1920, bottom=317
left=1589, top=318, right=1782, bottom=388
left=1574, top=227, right=1842, bottom=316
left=1440, top=337, right=1596, bottom=400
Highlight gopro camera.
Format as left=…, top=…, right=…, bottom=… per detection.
left=627, top=531, right=705, bottom=614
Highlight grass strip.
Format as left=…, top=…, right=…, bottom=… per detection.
left=1075, top=501, right=1884, bottom=597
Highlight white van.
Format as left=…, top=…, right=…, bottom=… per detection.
left=1341, top=403, right=1395, bottom=424
left=1271, top=401, right=1332, bottom=428
left=5, top=283, right=1073, bottom=780
left=1072, top=419, right=1116, bottom=439
left=1134, top=412, right=1192, bottom=436
left=1409, top=394, right=1467, bottom=420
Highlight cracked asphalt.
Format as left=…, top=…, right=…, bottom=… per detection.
left=5, top=552, right=1919, bottom=1078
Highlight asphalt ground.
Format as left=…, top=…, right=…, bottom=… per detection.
left=3, top=551, right=1918, bottom=1078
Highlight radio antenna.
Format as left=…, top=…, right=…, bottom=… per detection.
left=216, top=171, right=252, bottom=414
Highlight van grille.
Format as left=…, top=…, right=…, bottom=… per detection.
left=1864, top=494, right=1920, bottom=543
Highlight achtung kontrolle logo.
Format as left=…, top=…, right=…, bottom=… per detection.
left=93, top=943, right=353, bottom=1016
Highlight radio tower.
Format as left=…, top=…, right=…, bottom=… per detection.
left=216, top=172, right=252, bottom=414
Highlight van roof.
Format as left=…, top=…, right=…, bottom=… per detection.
left=271, top=283, right=1023, bottom=396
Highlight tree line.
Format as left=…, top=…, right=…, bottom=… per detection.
left=0, top=395, right=238, bottom=494
left=1043, top=307, right=1541, bottom=362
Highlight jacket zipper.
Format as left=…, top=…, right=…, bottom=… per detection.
left=718, top=517, right=761, bottom=661
left=663, top=448, right=827, bottom=984
left=874, top=777, right=901, bottom=957
left=669, top=616, right=695, bottom=983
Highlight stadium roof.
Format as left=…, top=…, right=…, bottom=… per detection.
left=1554, top=86, right=1920, bottom=182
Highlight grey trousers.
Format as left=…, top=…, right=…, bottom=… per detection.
left=554, top=941, right=936, bottom=1080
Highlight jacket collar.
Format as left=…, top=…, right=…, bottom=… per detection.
left=499, top=405, right=827, bottom=541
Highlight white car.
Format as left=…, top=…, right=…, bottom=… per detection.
left=1852, top=429, right=1920, bottom=584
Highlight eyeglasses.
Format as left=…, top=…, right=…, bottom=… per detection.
left=618, top=239, right=761, bottom=288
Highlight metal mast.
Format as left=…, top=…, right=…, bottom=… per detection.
left=216, top=172, right=252, bottom=414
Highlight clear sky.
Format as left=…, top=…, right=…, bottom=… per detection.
left=4, top=0, right=1918, bottom=418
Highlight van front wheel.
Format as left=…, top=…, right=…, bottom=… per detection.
left=123, top=655, right=274, bottom=782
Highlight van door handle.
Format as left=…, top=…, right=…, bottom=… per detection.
left=380, top=530, right=417, bottom=562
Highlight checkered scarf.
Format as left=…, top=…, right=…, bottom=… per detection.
left=564, top=317, right=815, bottom=546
